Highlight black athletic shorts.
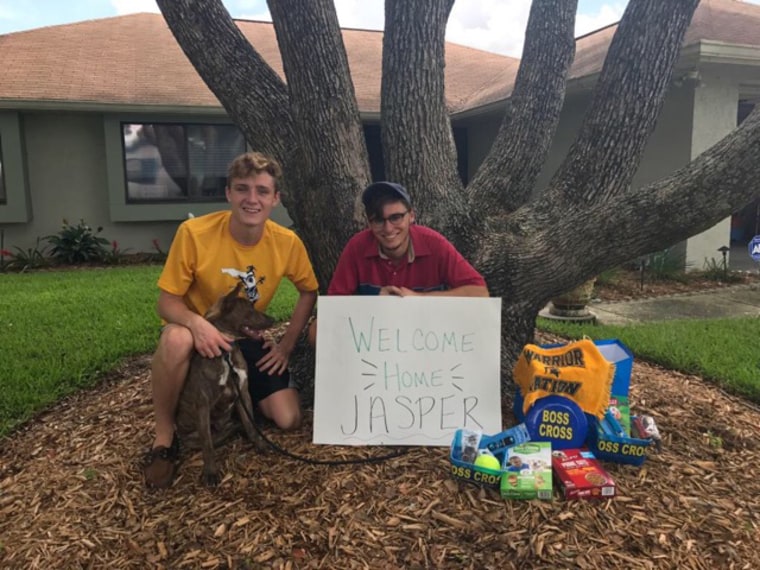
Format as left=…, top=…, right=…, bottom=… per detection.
left=237, top=338, right=296, bottom=404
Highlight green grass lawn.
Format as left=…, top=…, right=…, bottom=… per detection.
left=0, top=266, right=299, bottom=437
left=1, top=265, right=757, bottom=438
left=537, top=317, right=760, bottom=402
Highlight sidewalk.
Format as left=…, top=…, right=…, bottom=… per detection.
left=589, top=282, right=760, bottom=325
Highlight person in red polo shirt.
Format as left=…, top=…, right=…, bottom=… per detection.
left=309, top=181, right=488, bottom=344
left=330, top=181, right=488, bottom=296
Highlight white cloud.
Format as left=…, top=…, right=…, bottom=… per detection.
left=235, top=0, right=384, bottom=28
left=447, top=0, right=530, bottom=57
left=0, top=3, right=18, bottom=20
left=575, top=2, right=626, bottom=37
left=105, top=0, right=652, bottom=57
left=110, top=0, right=159, bottom=15
left=332, top=0, right=384, bottom=30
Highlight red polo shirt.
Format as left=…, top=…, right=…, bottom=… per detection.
left=328, top=224, right=486, bottom=295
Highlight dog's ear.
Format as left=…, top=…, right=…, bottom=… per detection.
left=222, top=282, right=244, bottom=307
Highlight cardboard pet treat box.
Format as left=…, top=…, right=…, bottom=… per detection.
left=552, top=448, right=616, bottom=500
left=499, top=442, right=553, bottom=500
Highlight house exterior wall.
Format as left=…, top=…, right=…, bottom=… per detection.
left=686, top=64, right=741, bottom=270
left=0, top=111, right=293, bottom=255
left=458, top=112, right=502, bottom=181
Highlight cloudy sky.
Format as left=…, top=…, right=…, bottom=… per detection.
left=1, top=1, right=758, bottom=57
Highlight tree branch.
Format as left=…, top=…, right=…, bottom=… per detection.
left=468, top=0, right=577, bottom=214
left=268, top=0, right=370, bottom=217
left=267, top=0, right=371, bottom=258
left=549, top=0, right=700, bottom=206
left=156, top=0, right=294, bottom=162
left=488, top=106, right=760, bottom=307
left=381, top=0, right=469, bottom=240
left=585, top=105, right=760, bottom=270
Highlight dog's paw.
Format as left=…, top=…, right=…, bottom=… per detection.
left=201, top=470, right=222, bottom=487
left=251, top=438, right=269, bottom=454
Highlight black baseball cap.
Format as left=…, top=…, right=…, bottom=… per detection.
left=361, top=181, right=412, bottom=208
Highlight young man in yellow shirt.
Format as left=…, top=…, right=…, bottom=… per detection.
left=143, top=152, right=318, bottom=488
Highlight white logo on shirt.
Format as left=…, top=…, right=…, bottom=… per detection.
left=221, top=265, right=265, bottom=303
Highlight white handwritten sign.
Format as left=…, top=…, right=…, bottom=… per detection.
left=313, top=296, right=503, bottom=446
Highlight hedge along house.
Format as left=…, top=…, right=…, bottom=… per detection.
left=0, top=0, right=758, bottom=269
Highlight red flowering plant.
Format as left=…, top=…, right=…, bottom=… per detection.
left=102, top=240, right=133, bottom=265
left=151, top=238, right=168, bottom=262
left=0, top=248, right=12, bottom=272
left=1, top=238, right=50, bottom=271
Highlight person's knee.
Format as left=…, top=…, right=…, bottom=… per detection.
left=151, top=325, right=193, bottom=399
left=274, top=407, right=302, bottom=431
left=259, top=390, right=302, bottom=431
left=152, top=325, right=193, bottom=375
left=154, top=325, right=194, bottom=364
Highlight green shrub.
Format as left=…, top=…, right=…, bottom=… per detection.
left=102, top=240, right=134, bottom=265
left=595, top=267, right=622, bottom=287
left=46, top=219, right=110, bottom=264
left=646, top=248, right=689, bottom=282
left=2, top=238, right=50, bottom=272
left=701, top=257, right=743, bottom=283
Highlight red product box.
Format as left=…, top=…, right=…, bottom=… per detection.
left=551, top=448, right=615, bottom=500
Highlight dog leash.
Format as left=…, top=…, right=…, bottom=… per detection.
left=225, top=352, right=412, bottom=466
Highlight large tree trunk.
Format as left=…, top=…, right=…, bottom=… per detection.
left=157, top=0, right=760, bottom=390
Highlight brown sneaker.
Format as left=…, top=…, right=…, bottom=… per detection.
left=143, top=435, right=179, bottom=489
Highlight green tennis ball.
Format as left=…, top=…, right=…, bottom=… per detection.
left=474, top=453, right=501, bottom=471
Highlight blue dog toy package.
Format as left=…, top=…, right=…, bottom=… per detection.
left=587, top=409, right=651, bottom=466
left=449, top=424, right=531, bottom=489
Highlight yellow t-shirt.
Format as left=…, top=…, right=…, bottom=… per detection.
left=158, top=211, right=318, bottom=315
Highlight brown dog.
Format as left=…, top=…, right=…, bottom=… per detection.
left=175, top=283, right=274, bottom=486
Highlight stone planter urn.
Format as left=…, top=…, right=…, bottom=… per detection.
left=546, top=278, right=597, bottom=322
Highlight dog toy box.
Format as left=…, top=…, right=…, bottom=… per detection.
left=513, top=338, right=653, bottom=466
left=551, top=448, right=616, bottom=500
left=500, top=442, right=553, bottom=500
left=449, top=425, right=531, bottom=489
left=587, top=408, right=651, bottom=466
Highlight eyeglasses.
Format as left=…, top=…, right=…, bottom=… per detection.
left=368, top=211, right=409, bottom=229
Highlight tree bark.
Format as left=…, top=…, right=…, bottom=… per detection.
left=267, top=0, right=371, bottom=284
left=380, top=0, right=469, bottom=245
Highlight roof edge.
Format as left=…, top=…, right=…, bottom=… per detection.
left=0, top=99, right=229, bottom=114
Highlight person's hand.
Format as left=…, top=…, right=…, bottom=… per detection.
left=256, top=340, right=291, bottom=376
left=379, top=286, right=418, bottom=297
left=190, top=318, right=233, bottom=358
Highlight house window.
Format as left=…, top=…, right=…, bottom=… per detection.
left=122, top=123, right=245, bottom=202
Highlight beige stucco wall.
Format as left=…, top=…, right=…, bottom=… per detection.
left=685, top=65, right=742, bottom=270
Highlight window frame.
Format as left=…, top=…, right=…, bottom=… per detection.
left=104, top=115, right=246, bottom=222
left=0, top=113, right=31, bottom=223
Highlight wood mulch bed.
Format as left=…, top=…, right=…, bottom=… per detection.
left=593, top=268, right=759, bottom=303
left=2, top=331, right=760, bottom=569
left=2, top=268, right=758, bottom=568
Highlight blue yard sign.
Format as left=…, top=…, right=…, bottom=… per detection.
left=750, top=235, right=760, bottom=262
